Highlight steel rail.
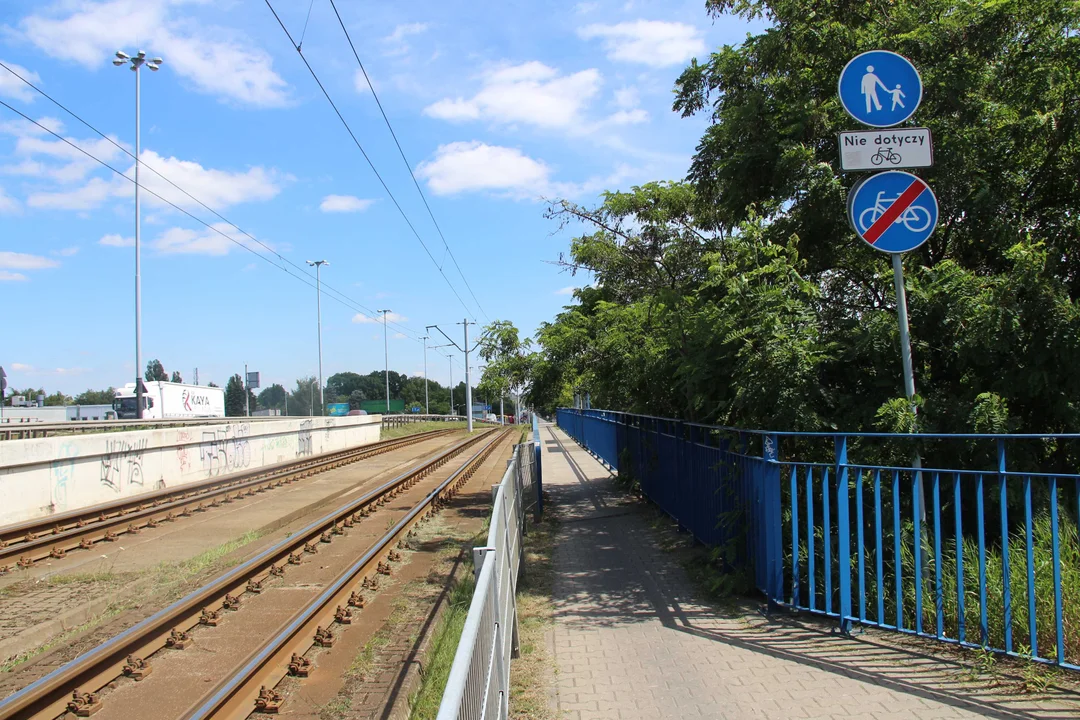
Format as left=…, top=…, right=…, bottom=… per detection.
left=185, top=428, right=511, bottom=719
left=0, top=428, right=500, bottom=720
left=0, top=428, right=462, bottom=571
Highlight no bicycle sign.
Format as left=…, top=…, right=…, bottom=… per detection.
left=847, top=171, right=938, bottom=253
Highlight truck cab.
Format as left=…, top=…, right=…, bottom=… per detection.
left=112, top=386, right=158, bottom=419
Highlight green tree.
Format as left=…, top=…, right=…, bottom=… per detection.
left=224, top=374, right=246, bottom=417
left=258, top=383, right=288, bottom=411
left=170, top=370, right=183, bottom=383
left=43, top=390, right=71, bottom=406
left=75, top=388, right=116, bottom=405
left=145, top=359, right=167, bottom=382
left=288, top=376, right=319, bottom=416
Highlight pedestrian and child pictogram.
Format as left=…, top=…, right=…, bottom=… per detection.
left=838, top=50, right=922, bottom=127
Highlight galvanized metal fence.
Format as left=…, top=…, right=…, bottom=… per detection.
left=557, top=408, right=1080, bottom=671
left=437, top=424, right=542, bottom=720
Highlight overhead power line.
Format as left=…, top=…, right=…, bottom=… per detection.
left=327, top=0, right=490, bottom=322
left=0, top=97, right=427, bottom=343
left=0, top=60, right=423, bottom=342
left=263, top=0, right=481, bottom=323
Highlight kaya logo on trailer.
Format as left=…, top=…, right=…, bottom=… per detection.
left=182, top=389, right=212, bottom=412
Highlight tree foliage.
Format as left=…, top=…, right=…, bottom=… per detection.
left=224, top=374, right=247, bottom=417
left=145, top=359, right=167, bottom=382
left=528, top=0, right=1080, bottom=442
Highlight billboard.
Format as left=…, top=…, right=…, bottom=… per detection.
left=359, top=399, right=405, bottom=413
left=327, top=403, right=350, bottom=417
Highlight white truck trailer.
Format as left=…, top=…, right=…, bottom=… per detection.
left=112, top=381, right=226, bottom=420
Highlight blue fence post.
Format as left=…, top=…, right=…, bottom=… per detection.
left=836, top=434, right=852, bottom=634
left=763, top=433, right=783, bottom=609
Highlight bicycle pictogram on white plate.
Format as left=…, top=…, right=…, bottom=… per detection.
left=857, top=191, right=933, bottom=233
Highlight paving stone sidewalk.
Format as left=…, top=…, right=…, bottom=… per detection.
left=542, top=423, right=1080, bottom=720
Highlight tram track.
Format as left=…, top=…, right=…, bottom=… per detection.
left=0, top=428, right=461, bottom=573
left=0, top=428, right=509, bottom=720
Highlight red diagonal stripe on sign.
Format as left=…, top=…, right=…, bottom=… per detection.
left=863, top=178, right=927, bottom=244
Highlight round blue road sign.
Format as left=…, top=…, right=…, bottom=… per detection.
left=848, top=171, right=938, bottom=253
left=838, top=51, right=922, bottom=127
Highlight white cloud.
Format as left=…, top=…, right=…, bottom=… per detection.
left=614, top=87, right=640, bottom=109
left=423, top=61, right=602, bottom=129
left=51, top=246, right=80, bottom=257
left=128, top=150, right=285, bottom=211
left=20, top=0, right=289, bottom=107
left=11, top=363, right=33, bottom=371
left=0, top=60, right=41, bottom=102
left=578, top=20, right=706, bottom=67
left=150, top=222, right=266, bottom=256
left=319, top=195, right=375, bottom=213
left=574, top=2, right=600, bottom=13
left=26, top=150, right=285, bottom=212
left=353, top=311, right=408, bottom=324
left=5, top=130, right=125, bottom=184
left=555, top=286, right=577, bottom=295
left=99, top=233, right=134, bottom=247
left=608, top=109, right=648, bottom=125
left=416, top=141, right=552, bottom=196
left=386, top=22, right=429, bottom=43
left=393, top=332, right=406, bottom=339
left=383, top=22, right=428, bottom=56
left=0, top=251, right=60, bottom=270
left=27, top=177, right=114, bottom=209
left=0, top=186, right=18, bottom=213
left=0, top=271, right=28, bottom=281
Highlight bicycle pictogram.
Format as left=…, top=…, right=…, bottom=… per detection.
left=870, top=147, right=901, bottom=166
left=857, top=191, right=932, bottom=233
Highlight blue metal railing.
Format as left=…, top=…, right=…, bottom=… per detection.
left=557, top=408, right=1080, bottom=671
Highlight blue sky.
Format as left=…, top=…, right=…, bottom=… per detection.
left=0, top=0, right=759, bottom=396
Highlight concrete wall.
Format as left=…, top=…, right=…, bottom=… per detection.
left=0, top=415, right=382, bottom=526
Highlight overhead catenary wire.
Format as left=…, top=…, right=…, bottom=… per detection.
left=263, top=0, right=480, bottom=323
left=0, top=98, right=430, bottom=343
left=0, top=60, right=423, bottom=342
left=326, top=0, right=490, bottom=322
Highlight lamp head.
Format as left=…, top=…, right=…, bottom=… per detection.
left=115, top=50, right=130, bottom=60
left=112, top=58, right=126, bottom=66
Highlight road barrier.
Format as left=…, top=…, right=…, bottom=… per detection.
left=437, top=424, right=541, bottom=720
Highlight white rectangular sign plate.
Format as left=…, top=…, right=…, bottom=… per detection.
left=839, top=127, right=933, bottom=171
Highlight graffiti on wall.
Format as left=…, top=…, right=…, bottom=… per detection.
left=198, top=423, right=253, bottom=477
left=297, top=419, right=314, bottom=457
left=51, top=442, right=79, bottom=511
left=100, top=438, right=149, bottom=493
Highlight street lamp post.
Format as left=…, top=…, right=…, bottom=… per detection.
left=379, top=310, right=392, bottom=413
left=306, top=260, right=328, bottom=415
left=114, top=50, right=162, bottom=419
left=421, top=335, right=430, bottom=415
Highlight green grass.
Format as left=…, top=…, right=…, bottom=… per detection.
left=0, top=529, right=264, bottom=672
left=408, top=574, right=476, bottom=720
left=381, top=421, right=467, bottom=441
